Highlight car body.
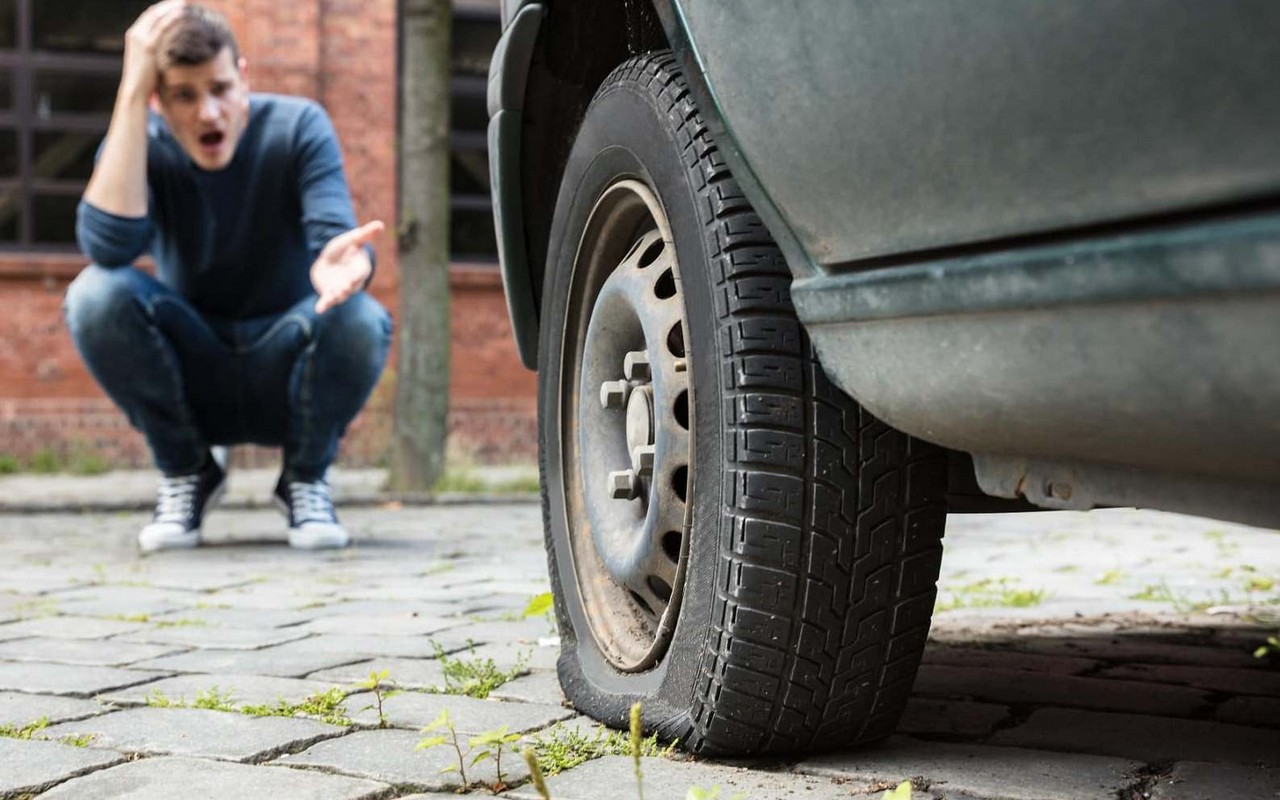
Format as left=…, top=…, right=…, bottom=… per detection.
left=486, top=0, right=1280, bottom=755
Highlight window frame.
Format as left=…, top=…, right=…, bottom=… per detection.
left=0, top=0, right=125, bottom=252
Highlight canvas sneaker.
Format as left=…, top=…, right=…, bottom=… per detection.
left=274, top=476, right=350, bottom=550
left=137, top=455, right=226, bottom=552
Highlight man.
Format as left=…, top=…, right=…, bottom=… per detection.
left=64, top=1, right=391, bottom=552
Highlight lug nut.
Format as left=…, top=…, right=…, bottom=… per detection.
left=623, top=351, right=651, bottom=381
left=609, top=469, right=639, bottom=500
left=632, top=444, right=656, bottom=476
left=600, top=380, right=630, bottom=409
left=673, top=358, right=687, bottom=373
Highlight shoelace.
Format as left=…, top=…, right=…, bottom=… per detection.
left=155, top=474, right=200, bottom=524
left=287, top=480, right=336, bottom=524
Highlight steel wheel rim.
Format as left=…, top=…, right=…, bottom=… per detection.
left=560, top=179, right=693, bottom=672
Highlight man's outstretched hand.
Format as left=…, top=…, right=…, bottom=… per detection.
left=311, top=221, right=384, bottom=314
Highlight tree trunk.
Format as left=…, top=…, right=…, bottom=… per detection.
left=391, top=0, right=452, bottom=491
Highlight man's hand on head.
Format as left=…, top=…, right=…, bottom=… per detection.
left=311, top=221, right=384, bottom=314
left=122, top=0, right=188, bottom=101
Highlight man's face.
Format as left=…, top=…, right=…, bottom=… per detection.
left=155, top=47, right=249, bottom=171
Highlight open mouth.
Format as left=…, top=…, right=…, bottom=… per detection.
left=199, top=131, right=225, bottom=148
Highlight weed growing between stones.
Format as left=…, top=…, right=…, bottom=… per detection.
left=417, top=709, right=521, bottom=792
left=354, top=670, right=400, bottom=727
left=524, top=722, right=673, bottom=776
left=242, top=688, right=352, bottom=726
left=145, top=687, right=236, bottom=712
left=0, top=716, right=48, bottom=739
left=1256, top=634, right=1280, bottom=659
left=936, top=577, right=1046, bottom=612
left=0, top=716, right=95, bottom=748
left=432, top=642, right=528, bottom=699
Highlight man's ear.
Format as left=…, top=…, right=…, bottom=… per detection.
left=149, top=93, right=162, bottom=115
left=238, top=56, right=249, bottom=84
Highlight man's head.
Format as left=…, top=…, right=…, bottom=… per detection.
left=153, top=4, right=249, bottom=171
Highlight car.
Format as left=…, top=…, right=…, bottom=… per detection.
left=485, top=0, right=1280, bottom=756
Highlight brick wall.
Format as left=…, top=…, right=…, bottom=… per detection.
left=0, top=0, right=537, bottom=469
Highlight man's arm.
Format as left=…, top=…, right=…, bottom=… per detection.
left=77, top=1, right=185, bottom=265
left=295, top=102, right=383, bottom=313
left=83, top=0, right=186, bottom=216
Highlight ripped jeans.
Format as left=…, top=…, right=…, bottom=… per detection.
left=64, top=265, right=392, bottom=481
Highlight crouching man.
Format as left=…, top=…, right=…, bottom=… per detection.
left=64, top=1, right=391, bottom=551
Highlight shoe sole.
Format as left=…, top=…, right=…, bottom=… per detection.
left=137, top=480, right=227, bottom=553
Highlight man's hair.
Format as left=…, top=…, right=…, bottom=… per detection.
left=161, top=4, right=240, bottom=68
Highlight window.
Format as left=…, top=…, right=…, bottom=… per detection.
left=450, top=4, right=500, bottom=262
left=0, top=0, right=151, bottom=250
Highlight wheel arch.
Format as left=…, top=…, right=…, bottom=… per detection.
left=494, top=0, right=671, bottom=369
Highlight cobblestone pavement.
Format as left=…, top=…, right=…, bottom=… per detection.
left=0, top=495, right=1277, bottom=799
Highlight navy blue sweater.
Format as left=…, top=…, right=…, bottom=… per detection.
left=76, top=94, right=368, bottom=319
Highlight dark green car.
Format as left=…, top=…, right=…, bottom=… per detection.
left=487, top=0, right=1280, bottom=755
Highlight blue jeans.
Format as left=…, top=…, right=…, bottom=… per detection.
left=64, top=265, right=392, bottom=480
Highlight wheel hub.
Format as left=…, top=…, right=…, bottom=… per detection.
left=563, top=179, right=693, bottom=671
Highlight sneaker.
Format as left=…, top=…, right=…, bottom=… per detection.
left=137, top=457, right=226, bottom=552
left=274, top=476, right=350, bottom=550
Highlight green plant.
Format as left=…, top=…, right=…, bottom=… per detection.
left=145, top=689, right=180, bottom=708
left=880, top=782, right=913, bottom=800
left=153, top=617, right=208, bottom=628
left=936, top=578, right=1047, bottom=611
left=523, top=592, right=554, bottom=618
left=59, top=733, right=96, bottom=747
left=417, top=709, right=475, bottom=789
left=432, top=469, right=489, bottom=493
left=354, top=670, right=400, bottom=727
left=630, top=702, right=645, bottom=800
left=686, top=788, right=747, bottom=800
left=192, top=687, right=237, bottom=712
left=523, top=746, right=552, bottom=799
left=0, top=717, right=49, bottom=739
left=526, top=723, right=673, bottom=777
left=432, top=643, right=528, bottom=699
left=1256, top=634, right=1280, bottom=659
left=469, top=725, right=522, bottom=792
left=1093, top=569, right=1127, bottom=586
left=242, top=688, right=351, bottom=726
left=0, top=453, right=20, bottom=474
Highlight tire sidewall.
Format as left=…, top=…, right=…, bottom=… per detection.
left=539, top=75, right=725, bottom=733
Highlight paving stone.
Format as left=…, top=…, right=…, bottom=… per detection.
left=37, top=755, right=389, bottom=799
left=128, top=640, right=367, bottom=677
left=114, top=624, right=311, bottom=650
left=0, top=636, right=184, bottom=666
left=346, top=690, right=572, bottom=734
left=911, top=664, right=1210, bottom=717
left=299, top=613, right=465, bottom=636
left=921, top=644, right=1098, bottom=675
left=0, top=615, right=147, bottom=640
left=990, top=708, right=1280, bottom=765
left=0, top=573, right=88, bottom=595
left=150, top=607, right=316, bottom=628
left=100, top=673, right=344, bottom=708
left=290, top=599, right=462, bottom=619
left=0, top=736, right=125, bottom=796
left=45, top=706, right=347, bottom=762
left=276, top=727, right=529, bottom=791
left=490, top=670, right=566, bottom=706
left=504, top=755, right=856, bottom=800
left=283, top=632, right=466, bottom=659
left=308, top=657, right=448, bottom=690
left=898, top=698, right=1010, bottom=738
left=0, top=661, right=167, bottom=696
left=797, top=736, right=1141, bottom=800
left=0, top=691, right=108, bottom=725
left=202, top=583, right=337, bottom=611
left=1096, top=663, right=1280, bottom=697
left=996, top=636, right=1261, bottom=668
left=48, top=586, right=199, bottom=618
left=446, top=619, right=559, bottom=646
left=1150, top=760, right=1280, bottom=799
left=468, top=641, right=559, bottom=672
left=1217, top=695, right=1280, bottom=728
left=134, top=572, right=262, bottom=592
